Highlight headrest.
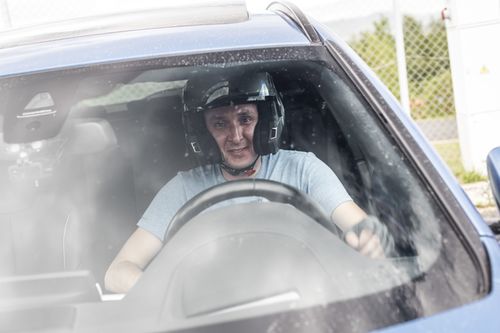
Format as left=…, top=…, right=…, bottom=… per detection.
left=65, top=119, right=117, bottom=155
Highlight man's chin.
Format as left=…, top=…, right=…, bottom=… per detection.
left=224, top=160, right=252, bottom=169
left=223, top=155, right=259, bottom=170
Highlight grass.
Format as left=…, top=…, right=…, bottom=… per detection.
left=432, top=140, right=486, bottom=184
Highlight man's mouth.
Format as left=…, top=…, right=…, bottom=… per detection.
left=227, top=147, right=248, bottom=154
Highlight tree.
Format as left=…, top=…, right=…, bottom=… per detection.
left=348, top=15, right=455, bottom=119
left=350, top=17, right=400, bottom=100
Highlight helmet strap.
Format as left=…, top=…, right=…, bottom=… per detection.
left=220, top=155, right=260, bottom=177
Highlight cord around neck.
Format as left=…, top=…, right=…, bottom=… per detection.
left=219, top=155, right=260, bottom=177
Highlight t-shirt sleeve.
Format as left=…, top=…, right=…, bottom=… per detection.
left=304, top=152, right=352, bottom=216
left=137, top=173, right=188, bottom=242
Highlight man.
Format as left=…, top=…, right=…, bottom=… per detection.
left=105, top=72, right=393, bottom=294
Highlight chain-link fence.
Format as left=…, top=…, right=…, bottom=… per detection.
left=318, top=0, right=482, bottom=184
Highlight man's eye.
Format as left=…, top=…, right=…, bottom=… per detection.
left=240, top=116, right=253, bottom=124
left=213, top=121, right=226, bottom=129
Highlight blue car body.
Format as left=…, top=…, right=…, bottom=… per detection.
left=0, top=2, right=499, bottom=332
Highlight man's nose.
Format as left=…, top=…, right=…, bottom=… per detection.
left=228, top=123, right=243, bottom=142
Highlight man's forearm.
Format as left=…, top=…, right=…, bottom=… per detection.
left=104, top=261, right=143, bottom=294
left=331, top=201, right=367, bottom=232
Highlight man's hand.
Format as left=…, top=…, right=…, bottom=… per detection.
left=331, top=202, right=395, bottom=258
left=105, top=260, right=144, bottom=294
left=344, top=229, right=385, bottom=258
left=342, top=215, right=395, bottom=258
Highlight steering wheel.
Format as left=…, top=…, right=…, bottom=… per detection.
left=164, top=179, right=342, bottom=242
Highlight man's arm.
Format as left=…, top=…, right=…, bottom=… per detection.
left=331, top=200, right=367, bottom=231
left=331, top=201, right=389, bottom=259
left=104, top=228, right=162, bottom=293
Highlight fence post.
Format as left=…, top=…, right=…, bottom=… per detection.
left=0, top=0, right=12, bottom=29
left=392, top=0, right=411, bottom=115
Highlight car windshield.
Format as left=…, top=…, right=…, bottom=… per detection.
left=0, top=47, right=484, bottom=331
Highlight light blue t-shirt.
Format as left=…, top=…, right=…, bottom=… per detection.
left=138, top=150, right=352, bottom=241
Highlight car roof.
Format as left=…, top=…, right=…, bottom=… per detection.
left=0, top=1, right=250, bottom=49
left=0, top=2, right=313, bottom=78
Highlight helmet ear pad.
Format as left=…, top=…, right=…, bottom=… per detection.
left=253, top=100, right=284, bottom=155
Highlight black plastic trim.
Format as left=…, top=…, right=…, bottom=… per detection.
left=267, top=1, right=321, bottom=44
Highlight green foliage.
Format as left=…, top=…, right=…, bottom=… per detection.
left=348, top=15, right=455, bottom=119
left=459, top=170, right=486, bottom=184
left=433, top=141, right=486, bottom=184
left=350, top=18, right=400, bottom=99
left=412, top=71, right=455, bottom=118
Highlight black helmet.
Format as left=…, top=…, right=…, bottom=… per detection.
left=182, top=72, right=284, bottom=165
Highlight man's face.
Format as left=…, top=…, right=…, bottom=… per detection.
left=204, top=103, right=259, bottom=169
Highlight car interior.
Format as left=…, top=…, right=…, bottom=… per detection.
left=0, top=66, right=324, bottom=271
left=1, top=62, right=417, bottom=268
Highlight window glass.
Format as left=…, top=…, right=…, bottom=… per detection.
left=0, top=53, right=483, bottom=331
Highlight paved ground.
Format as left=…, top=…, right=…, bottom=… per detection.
left=415, top=118, right=458, bottom=141
left=462, top=181, right=500, bottom=224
